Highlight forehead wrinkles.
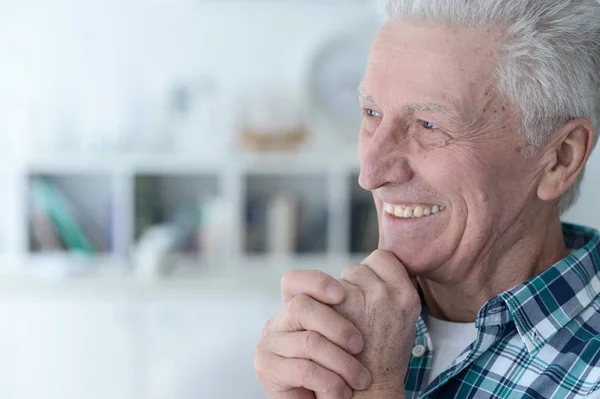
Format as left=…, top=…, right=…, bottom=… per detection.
left=364, top=63, right=500, bottom=127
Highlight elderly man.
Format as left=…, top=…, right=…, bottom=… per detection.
left=255, top=0, right=600, bottom=398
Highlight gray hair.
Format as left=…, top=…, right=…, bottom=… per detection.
left=376, top=0, right=600, bottom=214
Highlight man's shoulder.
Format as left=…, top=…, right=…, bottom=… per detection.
left=548, top=297, right=600, bottom=367
left=515, top=306, right=600, bottom=398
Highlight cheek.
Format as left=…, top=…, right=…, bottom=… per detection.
left=416, top=144, right=533, bottom=217
left=415, top=145, right=501, bottom=203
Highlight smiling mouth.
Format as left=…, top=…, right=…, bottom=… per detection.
left=383, top=202, right=446, bottom=219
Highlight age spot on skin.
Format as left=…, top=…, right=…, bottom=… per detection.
left=515, top=145, right=524, bottom=154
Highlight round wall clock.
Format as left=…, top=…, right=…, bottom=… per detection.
left=307, top=23, right=378, bottom=126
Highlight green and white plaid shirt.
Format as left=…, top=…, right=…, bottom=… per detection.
left=406, top=223, right=600, bottom=399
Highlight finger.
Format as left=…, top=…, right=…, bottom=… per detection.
left=263, top=331, right=371, bottom=391
left=263, top=317, right=275, bottom=336
left=256, top=351, right=354, bottom=399
left=254, top=349, right=318, bottom=399
left=282, top=269, right=346, bottom=304
left=340, top=262, right=382, bottom=286
left=361, top=249, right=413, bottom=285
left=266, top=294, right=365, bottom=355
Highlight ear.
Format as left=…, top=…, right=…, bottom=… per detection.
left=537, top=119, right=595, bottom=202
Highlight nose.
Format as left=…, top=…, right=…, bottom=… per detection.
left=358, top=123, right=414, bottom=191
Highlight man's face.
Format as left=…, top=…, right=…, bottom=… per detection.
left=358, top=21, right=544, bottom=279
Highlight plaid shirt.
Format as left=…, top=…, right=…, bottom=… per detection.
left=405, top=223, right=600, bottom=399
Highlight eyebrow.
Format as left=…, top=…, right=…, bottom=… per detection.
left=357, top=86, right=374, bottom=102
left=357, top=85, right=461, bottom=120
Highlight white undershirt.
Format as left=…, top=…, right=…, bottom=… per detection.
left=425, top=314, right=478, bottom=385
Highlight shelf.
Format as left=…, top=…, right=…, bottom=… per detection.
left=16, top=151, right=360, bottom=175
left=0, top=148, right=376, bottom=278
left=348, top=172, right=378, bottom=254
left=244, top=173, right=329, bottom=255
left=21, top=154, right=224, bottom=175
left=27, top=173, right=115, bottom=254
left=134, top=174, right=221, bottom=251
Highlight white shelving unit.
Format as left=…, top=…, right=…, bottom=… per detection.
left=0, top=149, right=377, bottom=280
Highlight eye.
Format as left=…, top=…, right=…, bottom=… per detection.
left=421, top=120, right=438, bottom=130
left=363, top=108, right=381, bottom=118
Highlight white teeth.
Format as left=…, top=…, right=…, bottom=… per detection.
left=413, top=206, right=424, bottom=218
left=385, top=203, right=394, bottom=214
left=394, top=205, right=404, bottom=217
left=383, top=202, right=445, bottom=219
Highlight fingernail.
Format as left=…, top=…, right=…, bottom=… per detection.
left=348, top=334, right=363, bottom=354
left=358, top=369, right=371, bottom=390
left=344, top=385, right=353, bottom=399
left=326, top=283, right=344, bottom=302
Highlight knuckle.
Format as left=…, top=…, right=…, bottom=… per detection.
left=314, top=270, right=335, bottom=291
left=342, top=351, right=356, bottom=371
left=364, top=248, right=394, bottom=266
left=262, top=317, right=274, bottom=335
left=281, top=269, right=298, bottom=290
left=255, top=335, right=270, bottom=354
left=300, top=360, right=321, bottom=386
left=287, top=293, right=312, bottom=315
left=303, top=330, right=326, bottom=353
left=371, top=281, right=391, bottom=300
left=340, top=353, right=363, bottom=385
left=301, top=361, right=345, bottom=396
left=324, top=374, right=348, bottom=397
left=341, top=263, right=368, bottom=285
left=254, top=349, right=285, bottom=388
left=341, top=262, right=362, bottom=278
left=255, top=336, right=276, bottom=363
left=395, top=291, right=422, bottom=318
left=400, top=288, right=420, bottom=307
left=371, top=248, right=389, bottom=260
left=255, top=338, right=264, bottom=353
left=253, top=349, right=268, bottom=378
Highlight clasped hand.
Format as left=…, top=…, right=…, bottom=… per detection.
left=255, top=250, right=421, bottom=399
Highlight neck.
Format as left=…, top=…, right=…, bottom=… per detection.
left=419, top=214, right=568, bottom=323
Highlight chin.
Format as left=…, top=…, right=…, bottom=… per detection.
left=378, top=237, right=445, bottom=276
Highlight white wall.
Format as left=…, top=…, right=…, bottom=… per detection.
left=563, top=149, right=600, bottom=229
left=0, top=0, right=375, bottom=150
left=0, top=0, right=596, bottom=224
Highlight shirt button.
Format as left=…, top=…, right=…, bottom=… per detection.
left=412, top=344, right=427, bottom=357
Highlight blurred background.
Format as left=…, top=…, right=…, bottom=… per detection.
left=0, top=1, right=597, bottom=398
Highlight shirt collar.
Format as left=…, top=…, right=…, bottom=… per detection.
left=480, top=223, right=600, bottom=355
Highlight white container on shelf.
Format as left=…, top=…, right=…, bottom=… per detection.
left=132, top=225, right=179, bottom=282
left=266, top=192, right=298, bottom=256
